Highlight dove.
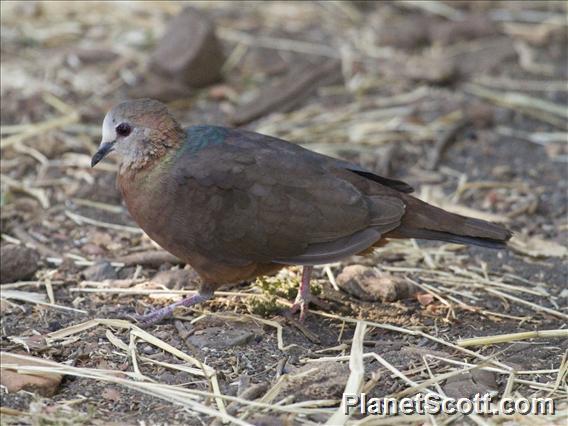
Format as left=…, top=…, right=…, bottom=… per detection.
left=91, top=99, right=511, bottom=324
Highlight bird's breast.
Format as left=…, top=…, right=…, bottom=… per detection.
left=117, top=168, right=274, bottom=284
left=118, top=169, right=198, bottom=259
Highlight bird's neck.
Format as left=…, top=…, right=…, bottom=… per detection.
left=119, top=127, right=185, bottom=173
left=119, top=146, right=177, bottom=184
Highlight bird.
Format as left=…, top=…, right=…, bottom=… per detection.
left=91, top=98, right=512, bottom=324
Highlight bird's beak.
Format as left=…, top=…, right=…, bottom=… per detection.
left=91, top=141, right=115, bottom=167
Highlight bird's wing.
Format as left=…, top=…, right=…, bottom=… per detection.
left=170, top=126, right=406, bottom=265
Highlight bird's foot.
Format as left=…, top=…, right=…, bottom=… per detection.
left=289, top=292, right=312, bottom=322
left=288, top=265, right=314, bottom=322
left=133, top=291, right=212, bottom=326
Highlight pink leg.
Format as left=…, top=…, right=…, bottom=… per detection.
left=290, top=266, right=313, bottom=322
left=134, top=289, right=213, bottom=325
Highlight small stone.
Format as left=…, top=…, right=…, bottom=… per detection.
left=275, top=362, right=350, bottom=402
left=149, top=7, right=224, bottom=88
left=248, top=415, right=287, bottom=426
left=81, top=261, right=117, bottom=281
left=128, top=74, right=194, bottom=103
left=187, top=326, right=255, bottom=350
left=336, top=265, right=416, bottom=302
left=443, top=370, right=498, bottom=399
left=74, top=48, right=119, bottom=63
left=416, top=292, right=434, bottom=306
left=1, top=353, right=62, bottom=397
left=141, top=345, right=154, bottom=355
left=208, top=84, right=238, bottom=101
left=158, top=371, right=177, bottom=385
left=151, top=268, right=199, bottom=289
left=1, top=245, right=40, bottom=284
left=101, top=386, right=121, bottom=402
left=430, top=14, right=497, bottom=46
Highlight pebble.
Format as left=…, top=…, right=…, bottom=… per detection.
left=0, top=245, right=40, bottom=284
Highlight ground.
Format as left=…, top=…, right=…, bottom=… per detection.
left=0, top=2, right=567, bottom=425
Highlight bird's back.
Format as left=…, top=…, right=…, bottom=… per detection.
left=117, top=125, right=510, bottom=284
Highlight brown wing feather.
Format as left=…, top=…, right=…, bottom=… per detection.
left=165, top=129, right=406, bottom=265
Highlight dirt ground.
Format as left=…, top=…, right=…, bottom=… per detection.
left=1, top=2, right=567, bottom=425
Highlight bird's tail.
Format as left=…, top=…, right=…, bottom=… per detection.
left=389, top=195, right=512, bottom=249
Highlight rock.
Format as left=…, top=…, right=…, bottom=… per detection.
left=149, top=7, right=224, bottom=88
left=68, top=48, right=119, bottom=64
left=430, top=14, right=497, bottom=46
left=128, top=74, right=194, bottom=103
left=376, top=16, right=432, bottom=50
left=101, top=386, right=121, bottom=402
left=0, top=245, right=40, bottom=284
left=242, top=48, right=289, bottom=77
left=275, top=362, right=350, bottom=402
left=1, top=353, right=63, bottom=397
left=443, top=370, right=498, bottom=399
left=404, top=52, right=458, bottom=84
left=376, top=14, right=497, bottom=50
left=336, top=265, right=416, bottom=302
left=116, top=250, right=184, bottom=268
left=151, top=268, right=199, bottom=290
left=416, top=292, right=435, bottom=306
left=81, top=261, right=117, bottom=281
left=248, top=415, right=288, bottom=426
left=187, top=325, right=256, bottom=350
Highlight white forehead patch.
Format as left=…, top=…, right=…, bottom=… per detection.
left=101, top=113, right=116, bottom=144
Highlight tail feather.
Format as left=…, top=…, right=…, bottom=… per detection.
left=394, top=227, right=510, bottom=249
left=391, top=195, right=512, bottom=249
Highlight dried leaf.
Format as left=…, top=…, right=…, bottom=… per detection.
left=0, top=353, right=63, bottom=397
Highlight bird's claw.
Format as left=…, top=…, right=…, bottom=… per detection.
left=289, top=292, right=311, bottom=322
left=132, top=306, right=175, bottom=326
left=129, top=292, right=213, bottom=326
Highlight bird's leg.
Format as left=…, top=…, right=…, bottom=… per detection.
left=134, top=285, right=214, bottom=325
left=290, top=266, right=313, bottom=322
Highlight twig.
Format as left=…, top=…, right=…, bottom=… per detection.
left=485, top=288, right=568, bottom=320
left=325, top=321, right=366, bottom=425
left=426, top=118, right=469, bottom=171
left=464, top=83, right=567, bottom=127
left=1, top=175, right=50, bottom=209
left=457, top=329, right=568, bottom=347
left=396, top=0, right=464, bottom=21
left=116, top=250, right=183, bottom=267
left=217, top=28, right=338, bottom=58
left=11, top=226, right=60, bottom=258
left=65, top=211, right=142, bottom=234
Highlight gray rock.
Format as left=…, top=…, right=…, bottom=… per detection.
left=443, top=370, right=498, bottom=399
left=149, top=7, right=224, bottom=87
left=187, top=326, right=255, bottom=350
left=81, top=261, right=117, bottom=281
left=336, top=265, right=416, bottom=302
left=1, top=244, right=40, bottom=284
left=275, top=362, right=350, bottom=402
left=151, top=267, right=199, bottom=289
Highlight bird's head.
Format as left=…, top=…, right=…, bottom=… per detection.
left=91, top=99, right=183, bottom=169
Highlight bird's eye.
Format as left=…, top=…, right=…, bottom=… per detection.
left=116, top=123, right=132, bottom=137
